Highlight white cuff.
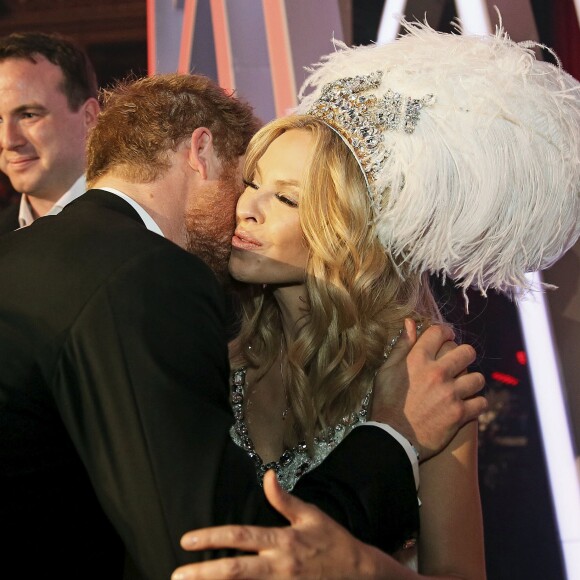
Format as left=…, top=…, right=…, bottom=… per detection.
left=355, top=421, right=420, bottom=490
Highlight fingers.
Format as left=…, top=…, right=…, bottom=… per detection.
left=404, top=318, right=418, bottom=345
left=412, top=324, right=456, bottom=359
left=434, top=340, right=456, bottom=360
left=380, top=318, right=416, bottom=368
left=449, top=373, right=487, bottom=426
left=263, top=470, right=320, bottom=526
left=172, top=554, right=270, bottom=580
left=454, top=370, right=485, bottom=399
left=178, top=472, right=322, bottom=556
left=262, top=470, right=292, bottom=520
left=462, top=395, right=489, bottom=424
left=180, top=525, right=278, bottom=553
left=435, top=343, right=477, bottom=378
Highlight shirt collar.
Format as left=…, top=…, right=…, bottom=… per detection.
left=97, top=186, right=165, bottom=237
left=18, top=175, right=87, bottom=228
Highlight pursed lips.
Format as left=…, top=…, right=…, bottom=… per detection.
left=232, top=229, right=262, bottom=250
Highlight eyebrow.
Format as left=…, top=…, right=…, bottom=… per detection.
left=274, top=179, right=300, bottom=189
left=254, top=163, right=301, bottom=189
left=12, top=103, right=48, bottom=115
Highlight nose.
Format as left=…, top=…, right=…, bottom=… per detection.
left=0, top=118, right=25, bottom=150
left=236, top=185, right=265, bottom=224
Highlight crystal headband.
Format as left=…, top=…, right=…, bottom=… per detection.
left=306, top=70, right=435, bottom=214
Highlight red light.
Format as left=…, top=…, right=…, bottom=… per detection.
left=516, top=350, right=527, bottom=365
left=491, top=371, right=519, bottom=386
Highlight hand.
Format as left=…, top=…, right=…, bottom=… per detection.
left=372, top=320, right=487, bottom=461
left=172, top=471, right=411, bottom=580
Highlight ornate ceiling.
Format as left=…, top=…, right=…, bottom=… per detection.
left=0, top=0, right=148, bottom=87
left=0, top=0, right=146, bottom=45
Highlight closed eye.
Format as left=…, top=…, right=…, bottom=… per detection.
left=243, top=179, right=259, bottom=190
left=275, top=193, right=298, bottom=208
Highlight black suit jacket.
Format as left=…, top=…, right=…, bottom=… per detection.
left=0, top=201, right=19, bottom=234
left=0, top=190, right=418, bottom=579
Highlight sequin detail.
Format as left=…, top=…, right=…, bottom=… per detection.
left=229, top=326, right=416, bottom=491
left=307, top=71, right=434, bottom=214
left=230, top=368, right=371, bottom=492
left=383, top=327, right=404, bottom=359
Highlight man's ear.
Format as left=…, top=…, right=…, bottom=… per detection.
left=81, top=97, right=100, bottom=130
left=188, top=127, right=214, bottom=181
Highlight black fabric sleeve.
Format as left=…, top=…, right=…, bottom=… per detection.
left=293, top=426, right=419, bottom=553
left=51, top=245, right=244, bottom=580
left=212, top=425, right=420, bottom=557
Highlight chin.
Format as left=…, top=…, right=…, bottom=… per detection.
left=5, top=176, right=25, bottom=192
left=228, top=259, right=262, bottom=286
left=228, top=263, right=253, bottom=284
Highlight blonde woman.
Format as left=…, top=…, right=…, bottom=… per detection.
left=174, top=22, right=579, bottom=580
left=226, top=115, right=483, bottom=577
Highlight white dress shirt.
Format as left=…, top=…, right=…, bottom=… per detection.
left=18, top=174, right=87, bottom=228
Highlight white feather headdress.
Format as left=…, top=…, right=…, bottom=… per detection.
left=295, top=21, right=580, bottom=297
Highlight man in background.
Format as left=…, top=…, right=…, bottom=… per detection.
left=0, top=31, right=99, bottom=234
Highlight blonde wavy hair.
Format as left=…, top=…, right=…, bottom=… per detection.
left=235, top=115, right=441, bottom=448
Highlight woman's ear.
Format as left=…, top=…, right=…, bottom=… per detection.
left=188, top=127, right=214, bottom=180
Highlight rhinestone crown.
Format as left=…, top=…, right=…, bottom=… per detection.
left=306, top=70, right=434, bottom=213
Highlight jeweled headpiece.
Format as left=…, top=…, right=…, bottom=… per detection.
left=306, top=70, right=434, bottom=213
left=295, top=22, right=580, bottom=297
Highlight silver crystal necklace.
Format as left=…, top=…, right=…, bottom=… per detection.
left=230, top=325, right=418, bottom=489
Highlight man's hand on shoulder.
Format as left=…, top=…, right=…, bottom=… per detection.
left=372, top=320, right=487, bottom=461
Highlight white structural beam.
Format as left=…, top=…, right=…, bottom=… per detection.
left=519, top=273, right=580, bottom=580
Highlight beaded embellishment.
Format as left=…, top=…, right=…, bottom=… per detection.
left=229, top=328, right=413, bottom=492
left=230, top=367, right=371, bottom=492
left=306, top=71, right=434, bottom=214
